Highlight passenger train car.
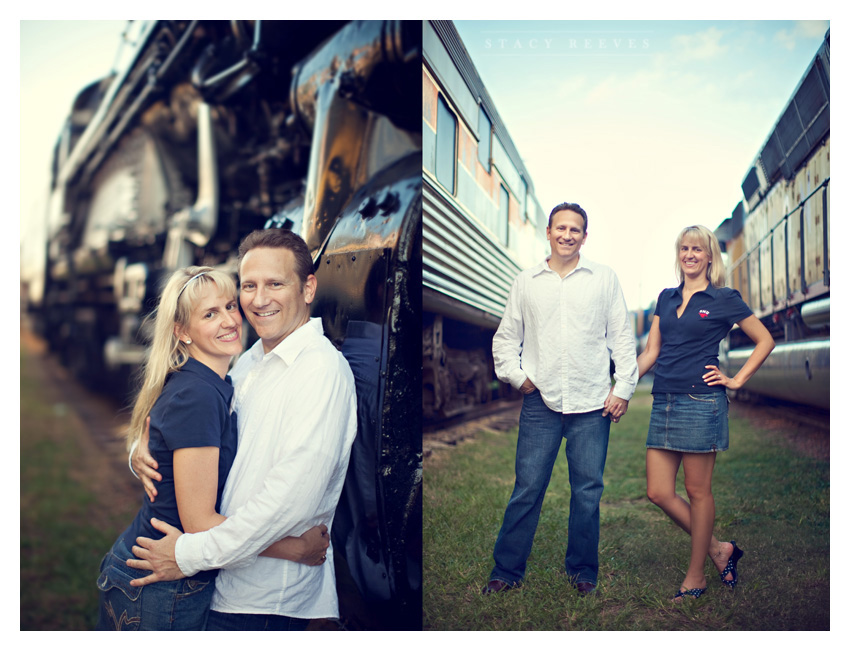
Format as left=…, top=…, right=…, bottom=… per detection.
left=422, top=20, right=548, bottom=422
left=714, top=30, right=829, bottom=410
left=34, top=20, right=422, bottom=629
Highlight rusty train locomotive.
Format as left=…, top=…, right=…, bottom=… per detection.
left=36, top=20, right=422, bottom=629
left=714, top=29, right=830, bottom=410
left=422, top=20, right=548, bottom=423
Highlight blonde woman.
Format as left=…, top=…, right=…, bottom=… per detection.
left=96, top=267, right=328, bottom=630
left=637, top=226, right=774, bottom=602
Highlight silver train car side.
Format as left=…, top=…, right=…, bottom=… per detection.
left=715, top=30, right=829, bottom=409
left=422, top=20, right=548, bottom=421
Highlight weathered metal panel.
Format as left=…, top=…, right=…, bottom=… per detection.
left=772, top=223, right=788, bottom=301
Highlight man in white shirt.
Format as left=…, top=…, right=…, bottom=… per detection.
left=127, top=229, right=357, bottom=630
left=483, top=203, right=637, bottom=597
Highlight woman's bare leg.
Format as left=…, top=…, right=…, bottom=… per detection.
left=678, top=452, right=717, bottom=590
left=646, top=449, right=734, bottom=582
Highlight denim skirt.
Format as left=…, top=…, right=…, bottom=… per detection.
left=95, top=536, right=215, bottom=630
left=646, top=392, right=729, bottom=453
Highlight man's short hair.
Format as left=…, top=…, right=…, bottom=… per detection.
left=237, top=229, right=315, bottom=285
left=548, top=202, right=588, bottom=232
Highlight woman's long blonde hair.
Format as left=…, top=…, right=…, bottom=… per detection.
left=675, top=225, right=726, bottom=287
left=126, top=266, right=238, bottom=449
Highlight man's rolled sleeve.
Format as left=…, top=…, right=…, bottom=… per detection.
left=492, top=279, right=527, bottom=389
left=175, top=530, right=221, bottom=577
left=612, top=378, right=636, bottom=402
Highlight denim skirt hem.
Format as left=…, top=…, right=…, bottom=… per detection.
left=646, top=444, right=725, bottom=454
left=645, top=392, right=729, bottom=453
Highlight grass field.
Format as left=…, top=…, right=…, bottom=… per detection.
left=19, top=332, right=831, bottom=632
left=20, top=346, right=138, bottom=630
left=423, top=389, right=829, bottom=631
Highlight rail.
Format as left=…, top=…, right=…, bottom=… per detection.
left=728, top=177, right=829, bottom=312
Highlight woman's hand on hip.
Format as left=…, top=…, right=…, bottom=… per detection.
left=703, top=365, right=740, bottom=390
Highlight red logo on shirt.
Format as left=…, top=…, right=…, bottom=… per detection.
left=699, top=310, right=710, bottom=318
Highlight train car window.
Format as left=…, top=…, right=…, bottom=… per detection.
left=478, top=106, right=492, bottom=170
left=436, top=95, right=457, bottom=194
left=499, top=184, right=510, bottom=245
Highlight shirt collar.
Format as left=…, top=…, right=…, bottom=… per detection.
left=251, top=317, right=324, bottom=366
left=533, top=254, right=596, bottom=277
left=674, top=281, right=720, bottom=299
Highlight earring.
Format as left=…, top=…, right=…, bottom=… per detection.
left=186, top=339, right=192, bottom=345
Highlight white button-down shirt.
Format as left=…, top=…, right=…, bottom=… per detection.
left=493, top=255, right=638, bottom=414
left=175, top=317, right=357, bottom=619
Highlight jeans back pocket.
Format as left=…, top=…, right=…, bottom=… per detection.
left=96, top=555, right=146, bottom=630
left=97, top=561, right=144, bottom=602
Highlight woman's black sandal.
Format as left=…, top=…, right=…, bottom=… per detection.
left=672, top=587, right=706, bottom=601
left=719, top=541, right=744, bottom=588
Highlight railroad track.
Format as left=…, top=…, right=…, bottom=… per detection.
left=731, top=395, right=829, bottom=431
left=423, top=399, right=522, bottom=457
left=729, top=395, right=829, bottom=461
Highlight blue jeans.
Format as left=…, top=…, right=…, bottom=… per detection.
left=490, top=391, right=611, bottom=586
left=95, top=537, right=214, bottom=630
left=206, top=610, right=310, bottom=631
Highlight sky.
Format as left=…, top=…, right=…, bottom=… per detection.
left=453, top=19, right=831, bottom=311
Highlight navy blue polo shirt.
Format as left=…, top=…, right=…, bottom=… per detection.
left=651, top=283, right=752, bottom=394
left=121, top=357, right=238, bottom=580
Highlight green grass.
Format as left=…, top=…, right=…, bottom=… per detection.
left=20, top=350, right=137, bottom=630
left=423, top=389, right=829, bottom=631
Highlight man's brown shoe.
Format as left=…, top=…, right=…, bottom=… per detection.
left=575, top=581, right=596, bottom=596
left=482, top=579, right=516, bottom=595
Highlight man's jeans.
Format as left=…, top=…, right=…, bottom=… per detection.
left=490, top=390, right=611, bottom=587
left=206, top=610, right=310, bottom=631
